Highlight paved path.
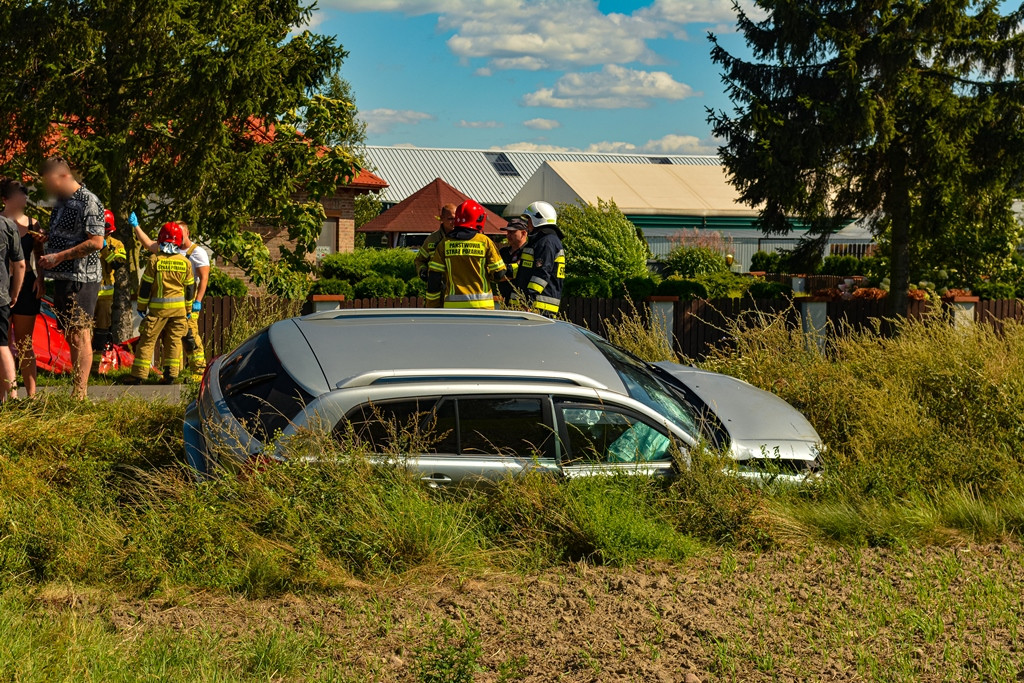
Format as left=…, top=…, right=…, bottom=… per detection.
left=15, top=385, right=185, bottom=402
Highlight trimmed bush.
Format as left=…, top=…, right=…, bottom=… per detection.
left=660, top=246, right=728, bottom=278
left=559, top=199, right=649, bottom=291
left=747, top=280, right=792, bottom=299
left=972, top=281, right=1015, bottom=300
left=353, top=274, right=407, bottom=299
left=321, top=249, right=417, bottom=283
left=821, top=255, right=863, bottom=277
left=656, top=276, right=708, bottom=300
left=205, top=266, right=248, bottom=298
left=405, top=276, right=427, bottom=297
left=309, top=278, right=354, bottom=298
left=749, top=250, right=781, bottom=273
left=566, top=275, right=613, bottom=299
left=621, top=275, right=659, bottom=301
left=697, top=271, right=749, bottom=298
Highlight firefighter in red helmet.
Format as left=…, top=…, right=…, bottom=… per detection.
left=426, top=199, right=506, bottom=309
left=91, top=210, right=127, bottom=373
left=124, top=222, right=195, bottom=384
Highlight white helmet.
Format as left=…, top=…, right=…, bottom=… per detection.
left=522, top=201, right=557, bottom=229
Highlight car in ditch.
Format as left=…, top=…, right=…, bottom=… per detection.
left=184, top=309, right=822, bottom=484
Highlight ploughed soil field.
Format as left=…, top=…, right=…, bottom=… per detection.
left=8, top=544, right=1022, bottom=682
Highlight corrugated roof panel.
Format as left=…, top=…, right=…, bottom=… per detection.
left=363, top=146, right=720, bottom=206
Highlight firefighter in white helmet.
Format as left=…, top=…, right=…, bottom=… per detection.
left=512, top=201, right=565, bottom=317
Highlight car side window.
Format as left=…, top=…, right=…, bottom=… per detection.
left=558, top=403, right=673, bottom=465
left=458, top=397, right=555, bottom=458
left=339, top=398, right=457, bottom=454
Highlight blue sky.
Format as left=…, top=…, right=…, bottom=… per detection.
left=312, top=1, right=756, bottom=154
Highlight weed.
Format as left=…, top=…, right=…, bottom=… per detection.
left=412, top=619, right=482, bottom=683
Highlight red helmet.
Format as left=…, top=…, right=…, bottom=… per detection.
left=454, top=199, right=487, bottom=231
left=103, top=209, right=116, bottom=235
left=158, top=221, right=184, bottom=248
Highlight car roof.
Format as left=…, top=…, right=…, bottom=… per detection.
left=273, top=309, right=627, bottom=395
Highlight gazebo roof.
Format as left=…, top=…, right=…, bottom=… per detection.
left=358, top=177, right=505, bottom=234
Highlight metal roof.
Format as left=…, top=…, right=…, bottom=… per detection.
left=363, top=146, right=721, bottom=207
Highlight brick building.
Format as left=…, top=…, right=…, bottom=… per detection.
left=215, top=168, right=388, bottom=285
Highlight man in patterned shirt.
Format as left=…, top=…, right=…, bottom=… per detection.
left=37, top=156, right=105, bottom=399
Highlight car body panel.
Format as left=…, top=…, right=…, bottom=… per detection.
left=188, top=310, right=821, bottom=485
left=653, top=363, right=821, bottom=463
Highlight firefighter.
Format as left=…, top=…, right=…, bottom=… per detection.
left=125, top=222, right=195, bottom=385
left=91, top=209, right=127, bottom=373
left=497, top=217, right=529, bottom=305
left=414, top=203, right=457, bottom=280
left=513, top=201, right=565, bottom=318
left=426, top=199, right=506, bottom=309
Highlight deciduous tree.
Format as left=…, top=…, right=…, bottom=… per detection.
left=0, top=0, right=361, bottom=338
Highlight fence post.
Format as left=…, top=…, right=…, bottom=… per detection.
left=307, top=294, right=347, bottom=314
left=944, top=295, right=978, bottom=328
left=646, top=296, right=678, bottom=350
left=797, top=297, right=829, bottom=352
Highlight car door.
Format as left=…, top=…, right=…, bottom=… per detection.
left=338, top=395, right=558, bottom=486
left=555, top=400, right=678, bottom=478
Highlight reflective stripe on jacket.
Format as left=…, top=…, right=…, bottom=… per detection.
left=138, top=253, right=195, bottom=317
left=426, top=229, right=506, bottom=309
left=98, top=237, right=127, bottom=297
left=513, top=227, right=565, bottom=315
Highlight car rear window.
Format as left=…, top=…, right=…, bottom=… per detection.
left=341, top=398, right=457, bottom=454
left=218, top=329, right=314, bottom=442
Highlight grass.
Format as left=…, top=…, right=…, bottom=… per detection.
left=2, top=302, right=1024, bottom=678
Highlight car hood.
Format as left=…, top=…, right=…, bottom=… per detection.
left=653, top=362, right=821, bottom=461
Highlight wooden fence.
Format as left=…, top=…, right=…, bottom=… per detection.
left=197, top=295, right=1024, bottom=361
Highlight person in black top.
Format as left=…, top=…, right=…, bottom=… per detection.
left=2, top=179, right=43, bottom=397
left=498, top=217, right=529, bottom=305
left=0, top=206, right=25, bottom=402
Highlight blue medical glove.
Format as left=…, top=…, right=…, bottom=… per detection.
left=129, top=212, right=139, bottom=228
left=192, top=300, right=202, bottom=313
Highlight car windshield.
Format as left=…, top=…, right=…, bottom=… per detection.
left=584, top=331, right=701, bottom=439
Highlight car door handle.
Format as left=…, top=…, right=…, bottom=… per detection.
left=421, top=474, right=452, bottom=485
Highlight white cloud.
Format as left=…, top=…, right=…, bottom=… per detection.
left=456, top=119, right=503, bottom=129
left=361, top=108, right=434, bottom=135
left=523, top=118, right=561, bottom=131
left=638, top=0, right=763, bottom=26
left=494, top=142, right=575, bottom=153
left=323, top=0, right=669, bottom=71
left=523, top=65, right=696, bottom=109
left=496, top=133, right=718, bottom=155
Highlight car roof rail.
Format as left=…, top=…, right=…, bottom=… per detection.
left=305, top=308, right=550, bottom=323
left=335, top=368, right=608, bottom=390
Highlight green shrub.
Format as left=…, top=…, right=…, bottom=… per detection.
left=353, top=274, right=407, bottom=299
left=747, top=280, right=792, bottom=299
left=565, top=275, right=613, bottom=298
left=972, top=281, right=1016, bottom=300
left=697, top=271, right=749, bottom=298
left=820, top=255, right=863, bottom=277
left=405, top=276, right=427, bottom=297
left=660, top=246, right=728, bottom=278
left=205, top=266, right=248, bottom=298
left=656, top=276, right=708, bottom=300
left=558, top=199, right=649, bottom=292
left=320, top=249, right=417, bottom=283
left=749, top=250, right=781, bottom=273
left=308, top=278, right=354, bottom=297
left=620, top=275, right=659, bottom=301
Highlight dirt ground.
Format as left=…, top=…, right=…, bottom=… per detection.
left=31, top=544, right=1024, bottom=682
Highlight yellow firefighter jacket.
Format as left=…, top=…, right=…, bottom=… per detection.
left=138, top=252, right=195, bottom=318
left=98, top=237, right=127, bottom=299
left=425, top=228, right=506, bottom=309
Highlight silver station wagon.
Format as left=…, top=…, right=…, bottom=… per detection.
left=185, top=309, right=822, bottom=484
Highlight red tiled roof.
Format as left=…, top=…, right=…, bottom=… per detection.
left=349, top=168, right=388, bottom=190
left=358, top=177, right=504, bottom=234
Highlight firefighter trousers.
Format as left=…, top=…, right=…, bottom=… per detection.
left=131, top=315, right=188, bottom=380
left=182, top=314, right=206, bottom=374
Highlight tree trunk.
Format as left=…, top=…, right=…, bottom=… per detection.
left=885, top=161, right=912, bottom=320
left=108, top=191, right=138, bottom=343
